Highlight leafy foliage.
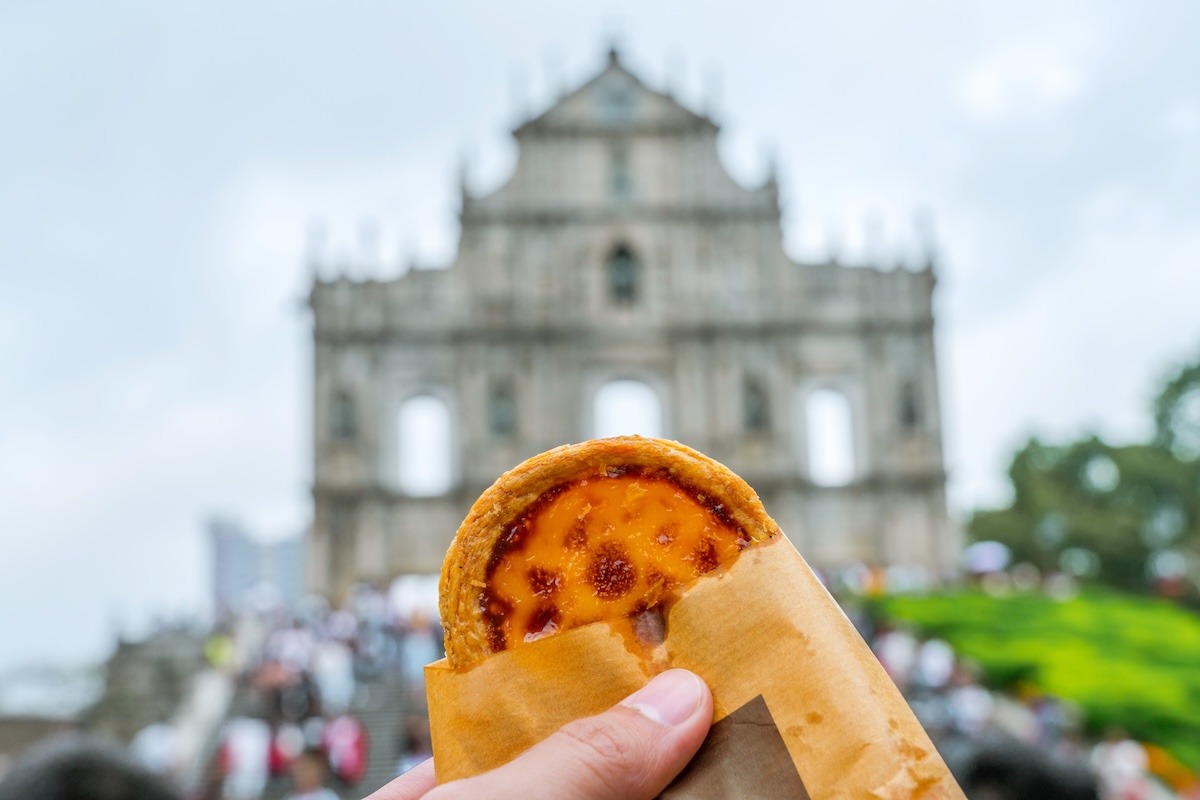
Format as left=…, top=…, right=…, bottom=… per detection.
left=1155, top=361, right=1200, bottom=461
left=877, top=590, right=1200, bottom=769
left=968, top=355, right=1200, bottom=601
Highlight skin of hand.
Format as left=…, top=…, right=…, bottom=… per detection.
left=368, top=669, right=713, bottom=800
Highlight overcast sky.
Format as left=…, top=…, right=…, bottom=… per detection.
left=2, top=0, right=1198, bottom=671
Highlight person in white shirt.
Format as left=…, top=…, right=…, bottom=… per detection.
left=222, top=717, right=270, bottom=800
left=130, top=721, right=176, bottom=776
left=1090, top=728, right=1150, bottom=800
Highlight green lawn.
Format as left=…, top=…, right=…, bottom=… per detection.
left=874, top=590, right=1200, bottom=769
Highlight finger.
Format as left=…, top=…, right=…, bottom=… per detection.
left=366, top=758, right=437, bottom=800
left=428, top=669, right=712, bottom=800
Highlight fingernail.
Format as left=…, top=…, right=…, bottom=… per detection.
left=620, top=669, right=705, bottom=727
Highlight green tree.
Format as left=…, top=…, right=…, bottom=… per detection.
left=1155, top=360, right=1200, bottom=461
left=968, top=357, right=1200, bottom=602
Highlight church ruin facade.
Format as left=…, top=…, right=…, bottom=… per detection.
left=307, top=50, right=956, bottom=599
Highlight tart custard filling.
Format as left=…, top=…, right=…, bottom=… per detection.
left=480, top=466, right=751, bottom=654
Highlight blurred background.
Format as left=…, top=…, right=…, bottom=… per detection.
left=2, top=2, right=1199, bottom=798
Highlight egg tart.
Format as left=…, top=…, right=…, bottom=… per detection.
left=439, top=436, right=780, bottom=669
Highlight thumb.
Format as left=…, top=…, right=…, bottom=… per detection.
left=427, top=669, right=712, bottom=800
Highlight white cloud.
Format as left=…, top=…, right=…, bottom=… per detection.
left=958, top=46, right=1084, bottom=121
left=945, top=183, right=1200, bottom=509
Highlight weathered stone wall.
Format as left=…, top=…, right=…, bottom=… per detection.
left=308, top=51, right=955, bottom=599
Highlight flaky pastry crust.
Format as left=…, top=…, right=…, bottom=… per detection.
left=439, top=436, right=780, bottom=669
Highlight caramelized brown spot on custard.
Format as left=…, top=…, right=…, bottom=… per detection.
left=564, top=519, right=589, bottom=550
left=485, top=523, right=527, bottom=578
left=526, top=603, right=561, bottom=638
left=692, top=538, right=720, bottom=573
left=707, top=500, right=736, bottom=528
left=482, top=467, right=750, bottom=655
left=527, top=566, right=562, bottom=598
left=588, top=542, right=637, bottom=600
left=480, top=589, right=512, bottom=652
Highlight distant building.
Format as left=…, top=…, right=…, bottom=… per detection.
left=307, top=47, right=956, bottom=600
left=266, top=534, right=307, bottom=611
left=209, top=520, right=260, bottom=615
left=208, top=520, right=307, bottom=614
left=85, top=626, right=203, bottom=744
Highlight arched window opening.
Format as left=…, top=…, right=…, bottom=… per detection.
left=331, top=389, right=357, bottom=440
left=743, top=377, right=771, bottom=433
left=609, top=244, right=638, bottom=305
left=610, top=143, right=632, bottom=200
left=594, top=380, right=663, bottom=439
left=900, top=380, right=921, bottom=430
left=488, top=380, right=517, bottom=437
left=807, top=388, right=856, bottom=487
left=397, top=394, right=453, bottom=496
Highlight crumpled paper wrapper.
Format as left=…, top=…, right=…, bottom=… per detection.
left=426, top=536, right=965, bottom=799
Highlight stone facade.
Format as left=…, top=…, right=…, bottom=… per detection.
left=308, top=49, right=956, bottom=600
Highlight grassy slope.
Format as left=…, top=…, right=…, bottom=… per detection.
left=876, top=590, right=1200, bottom=769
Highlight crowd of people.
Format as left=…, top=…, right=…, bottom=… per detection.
left=15, top=569, right=1194, bottom=799
left=179, top=583, right=441, bottom=800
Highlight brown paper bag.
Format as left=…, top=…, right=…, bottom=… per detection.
left=427, top=536, right=965, bottom=798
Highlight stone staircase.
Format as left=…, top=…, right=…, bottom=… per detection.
left=350, top=675, right=410, bottom=797
left=187, top=648, right=418, bottom=800
left=260, top=673, right=411, bottom=799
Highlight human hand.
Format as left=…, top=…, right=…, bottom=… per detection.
left=368, top=668, right=712, bottom=800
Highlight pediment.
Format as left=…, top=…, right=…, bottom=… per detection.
left=516, top=49, right=714, bottom=136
